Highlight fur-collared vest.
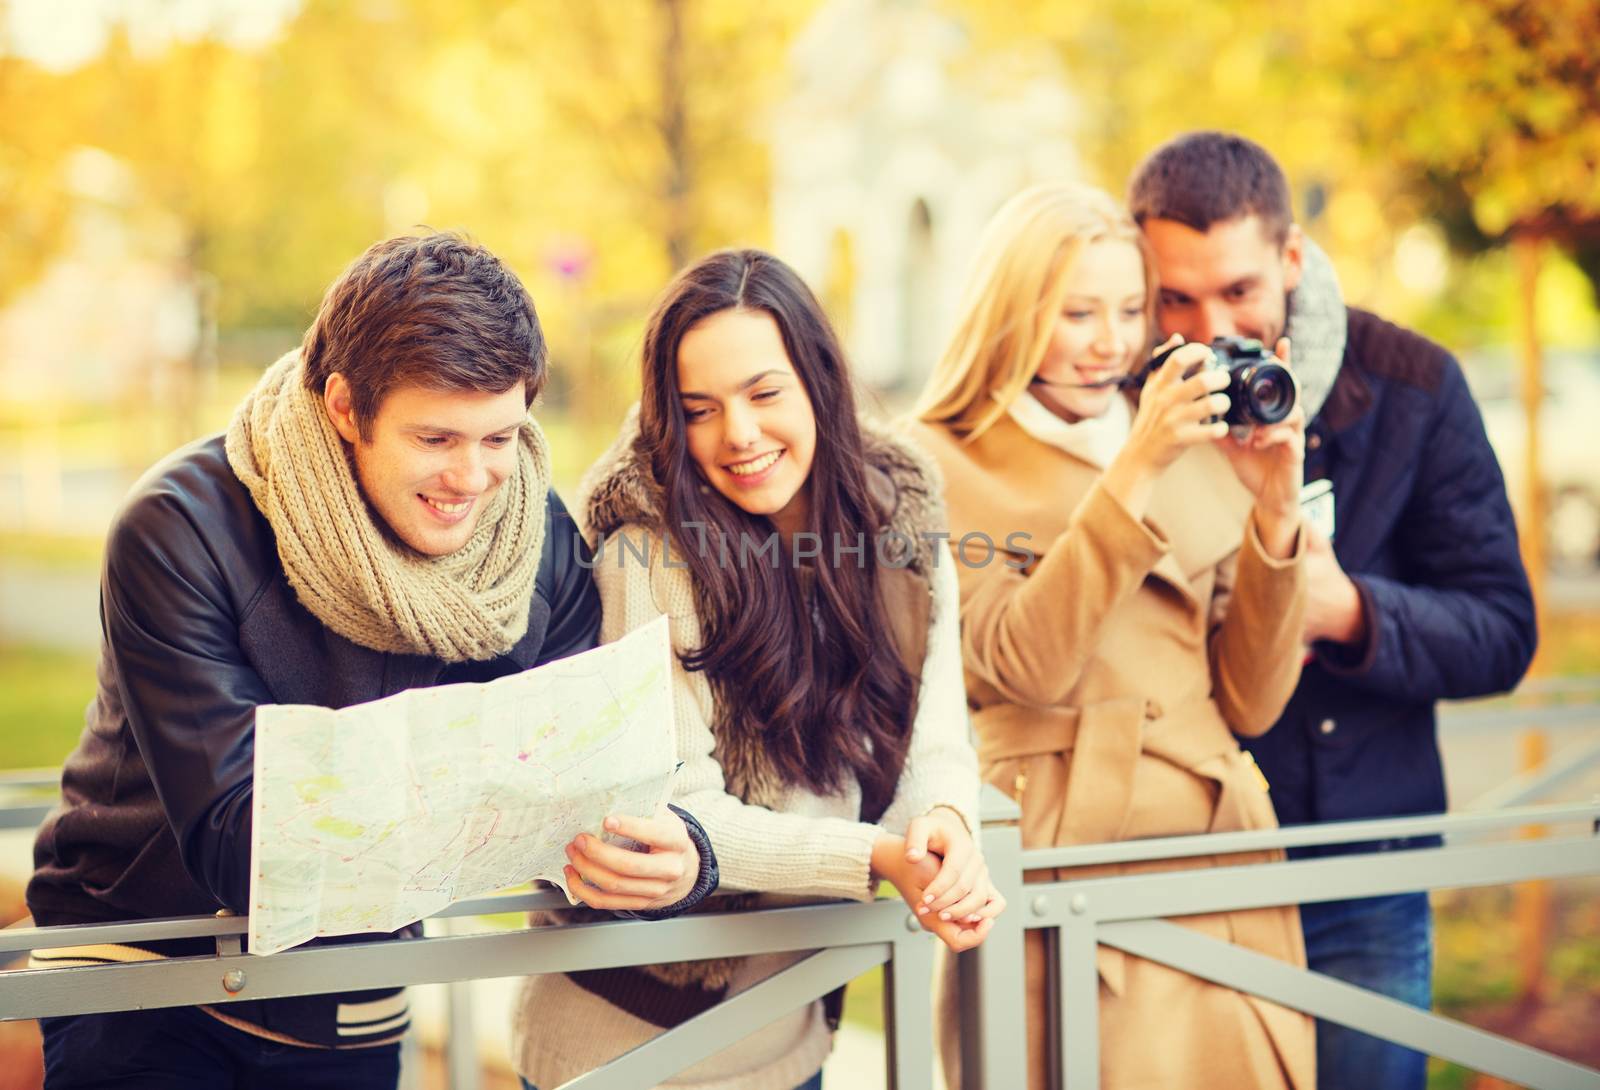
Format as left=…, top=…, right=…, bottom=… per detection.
left=553, top=410, right=948, bottom=1005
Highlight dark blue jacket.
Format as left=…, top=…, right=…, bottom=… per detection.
left=1241, top=309, right=1537, bottom=826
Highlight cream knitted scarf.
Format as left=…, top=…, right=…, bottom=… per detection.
left=225, top=351, right=549, bottom=663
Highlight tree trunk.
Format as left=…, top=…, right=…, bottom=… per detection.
left=659, top=0, right=691, bottom=271
left=1511, top=230, right=1551, bottom=1004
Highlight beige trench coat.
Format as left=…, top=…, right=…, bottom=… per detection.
left=912, top=413, right=1315, bottom=1090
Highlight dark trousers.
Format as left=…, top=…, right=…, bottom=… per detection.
left=1299, top=887, right=1433, bottom=1090
left=41, top=1006, right=400, bottom=1089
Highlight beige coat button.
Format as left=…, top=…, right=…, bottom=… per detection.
left=1319, top=718, right=1337, bottom=735
left=1145, top=699, right=1164, bottom=720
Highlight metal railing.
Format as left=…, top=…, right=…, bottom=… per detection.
left=1, top=684, right=1597, bottom=1089
left=980, top=799, right=1600, bottom=1090
left=0, top=769, right=56, bottom=832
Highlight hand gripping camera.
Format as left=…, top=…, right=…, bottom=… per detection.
left=1136, top=336, right=1297, bottom=428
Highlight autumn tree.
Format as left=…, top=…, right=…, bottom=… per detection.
left=1321, top=0, right=1600, bottom=299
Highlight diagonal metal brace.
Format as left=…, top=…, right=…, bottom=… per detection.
left=561, top=942, right=889, bottom=1090
left=1098, top=919, right=1600, bottom=1090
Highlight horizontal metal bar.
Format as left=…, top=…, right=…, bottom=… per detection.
left=1461, top=676, right=1600, bottom=699
left=0, top=768, right=62, bottom=789
left=1, top=913, right=248, bottom=956
left=1022, top=801, right=1600, bottom=870
left=6, top=887, right=804, bottom=956
left=564, top=944, right=887, bottom=1090
left=431, top=887, right=590, bottom=918
left=0, top=897, right=915, bottom=1021
left=438, top=887, right=820, bottom=921
left=1099, top=920, right=1600, bottom=1089
left=0, top=803, right=52, bottom=830
left=1028, top=835, right=1600, bottom=926
left=1469, top=739, right=1600, bottom=811
left=1440, top=702, right=1600, bottom=732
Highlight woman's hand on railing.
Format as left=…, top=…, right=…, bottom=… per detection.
left=905, top=807, right=1006, bottom=932
left=562, top=810, right=700, bottom=912
left=872, top=826, right=1006, bottom=952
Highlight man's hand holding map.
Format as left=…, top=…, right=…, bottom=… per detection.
left=247, top=616, right=677, bottom=955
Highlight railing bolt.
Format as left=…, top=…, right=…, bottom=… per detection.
left=905, top=913, right=921, bottom=933
left=1070, top=894, right=1088, bottom=915
left=1030, top=895, right=1050, bottom=917
left=222, top=969, right=246, bottom=994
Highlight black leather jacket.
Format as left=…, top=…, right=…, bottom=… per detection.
left=29, top=434, right=607, bottom=924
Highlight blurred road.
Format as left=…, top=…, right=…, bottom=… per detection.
left=0, top=565, right=101, bottom=651
left=4, top=562, right=1600, bottom=653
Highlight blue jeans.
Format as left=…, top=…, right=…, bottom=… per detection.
left=1296, top=882, right=1433, bottom=1090
left=41, top=1006, right=400, bottom=1089
left=524, top=1074, right=821, bottom=1090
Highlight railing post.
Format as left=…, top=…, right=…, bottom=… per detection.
left=1057, top=906, right=1100, bottom=1090
left=958, top=784, right=1028, bottom=1089
left=445, top=977, right=480, bottom=1090
left=433, top=916, right=482, bottom=1090
left=398, top=1029, right=423, bottom=1090
left=885, top=928, right=937, bottom=1090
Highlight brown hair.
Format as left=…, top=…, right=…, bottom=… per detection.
left=301, top=232, right=546, bottom=437
left=1127, top=131, right=1294, bottom=246
left=638, top=249, right=914, bottom=822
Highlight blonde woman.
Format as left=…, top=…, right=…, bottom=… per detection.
left=910, top=184, right=1315, bottom=1090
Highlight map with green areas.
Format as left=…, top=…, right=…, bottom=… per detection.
left=247, top=616, right=677, bottom=956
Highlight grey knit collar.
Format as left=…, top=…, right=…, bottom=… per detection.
left=1285, top=235, right=1348, bottom=425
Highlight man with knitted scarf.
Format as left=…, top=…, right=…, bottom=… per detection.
left=27, top=233, right=718, bottom=1089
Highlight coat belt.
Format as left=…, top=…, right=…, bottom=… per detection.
left=974, top=697, right=1295, bottom=1004
left=973, top=697, right=1277, bottom=844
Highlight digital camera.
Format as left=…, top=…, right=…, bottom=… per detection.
left=1142, top=335, right=1296, bottom=428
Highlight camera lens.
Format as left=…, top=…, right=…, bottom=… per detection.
left=1239, top=363, right=1295, bottom=425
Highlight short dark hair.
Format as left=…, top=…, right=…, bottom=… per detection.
left=1128, top=131, right=1294, bottom=245
left=301, top=232, right=546, bottom=437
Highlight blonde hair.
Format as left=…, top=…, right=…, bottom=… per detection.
left=914, top=183, right=1157, bottom=439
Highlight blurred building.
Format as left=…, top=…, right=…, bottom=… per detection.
left=769, top=0, right=1082, bottom=391
left=0, top=147, right=205, bottom=534
left=0, top=147, right=203, bottom=410
left=1466, top=349, right=1600, bottom=571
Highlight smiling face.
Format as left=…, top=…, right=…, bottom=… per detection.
left=323, top=374, right=528, bottom=556
left=675, top=307, right=818, bottom=538
left=1144, top=214, right=1303, bottom=348
left=1031, top=237, right=1150, bottom=423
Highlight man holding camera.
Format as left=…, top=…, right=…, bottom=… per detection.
left=1129, top=132, right=1537, bottom=1090
left=26, top=232, right=717, bottom=1089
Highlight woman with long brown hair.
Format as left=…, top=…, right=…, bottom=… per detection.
left=911, top=183, right=1314, bottom=1090
left=511, top=248, right=1002, bottom=1090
